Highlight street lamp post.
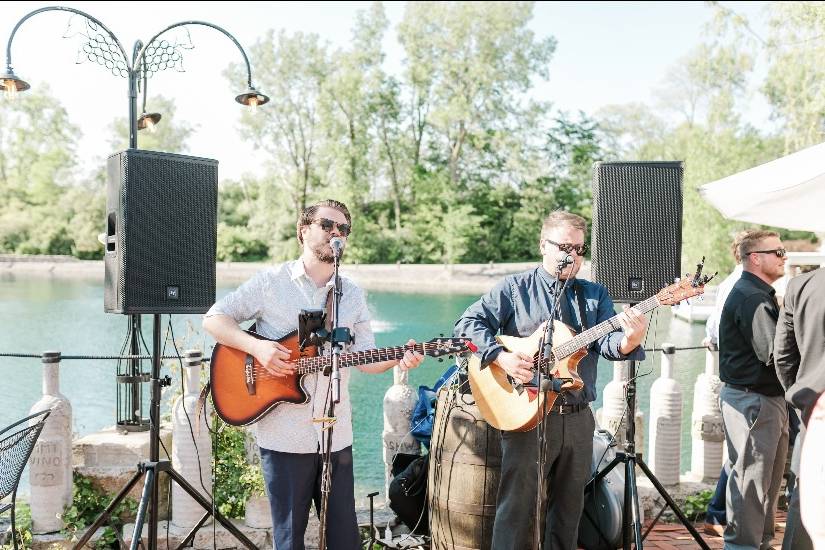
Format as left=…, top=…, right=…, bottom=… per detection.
left=2, top=6, right=269, bottom=435
left=2, top=7, right=268, bottom=549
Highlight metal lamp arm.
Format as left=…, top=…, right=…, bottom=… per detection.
left=135, top=21, right=254, bottom=88
left=5, top=6, right=130, bottom=71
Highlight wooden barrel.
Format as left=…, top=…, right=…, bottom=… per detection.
left=428, top=388, right=501, bottom=550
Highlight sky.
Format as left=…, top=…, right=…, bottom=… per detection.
left=1, top=1, right=771, bottom=183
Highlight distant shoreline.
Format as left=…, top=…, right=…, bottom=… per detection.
left=0, top=254, right=579, bottom=295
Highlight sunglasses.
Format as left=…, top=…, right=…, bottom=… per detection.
left=544, top=239, right=587, bottom=256
left=312, top=218, right=351, bottom=237
left=746, top=248, right=787, bottom=258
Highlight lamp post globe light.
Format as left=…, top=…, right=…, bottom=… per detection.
left=1, top=6, right=269, bottom=432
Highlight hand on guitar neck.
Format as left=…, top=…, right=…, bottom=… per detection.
left=617, top=304, right=648, bottom=354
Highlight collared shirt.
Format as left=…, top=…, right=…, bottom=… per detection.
left=719, top=270, right=784, bottom=396
left=705, top=264, right=743, bottom=344
left=453, top=265, right=643, bottom=404
left=205, top=259, right=375, bottom=453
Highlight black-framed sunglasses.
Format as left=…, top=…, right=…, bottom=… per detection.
left=747, top=248, right=787, bottom=258
left=313, top=218, right=351, bottom=237
left=544, top=239, right=587, bottom=256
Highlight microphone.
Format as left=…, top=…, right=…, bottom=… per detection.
left=556, top=254, right=574, bottom=271
left=329, top=237, right=345, bottom=258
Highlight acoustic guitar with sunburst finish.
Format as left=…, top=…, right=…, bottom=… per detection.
left=469, top=264, right=715, bottom=432
left=210, top=332, right=476, bottom=426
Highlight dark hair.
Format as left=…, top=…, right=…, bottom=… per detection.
left=296, top=199, right=352, bottom=244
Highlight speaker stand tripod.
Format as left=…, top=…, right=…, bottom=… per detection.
left=74, top=314, right=257, bottom=550
left=584, top=358, right=711, bottom=550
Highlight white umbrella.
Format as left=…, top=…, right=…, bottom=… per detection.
left=699, top=141, right=825, bottom=232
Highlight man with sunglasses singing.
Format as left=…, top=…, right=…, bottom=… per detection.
left=454, top=210, right=648, bottom=550
left=718, top=229, right=789, bottom=550
left=204, top=199, right=424, bottom=550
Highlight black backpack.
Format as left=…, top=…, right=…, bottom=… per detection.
left=387, top=453, right=430, bottom=535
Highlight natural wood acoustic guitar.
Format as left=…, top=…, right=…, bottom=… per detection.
left=468, top=266, right=714, bottom=432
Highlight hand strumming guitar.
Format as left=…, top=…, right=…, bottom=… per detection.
left=496, top=351, right=534, bottom=384
left=253, top=339, right=296, bottom=378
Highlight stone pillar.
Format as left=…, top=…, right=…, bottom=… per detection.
left=597, top=361, right=629, bottom=447
left=689, top=343, right=724, bottom=481
left=648, top=344, right=682, bottom=486
left=382, top=366, right=419, bottom=500
left=28, top=351, right=73, bottom=534
left=170, top=349, right=212, bottom=529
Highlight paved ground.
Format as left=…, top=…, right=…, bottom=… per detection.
left=641, top=511, right=787, bottom=549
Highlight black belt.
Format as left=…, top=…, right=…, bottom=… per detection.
left=549, top=402, right=587, bottom=415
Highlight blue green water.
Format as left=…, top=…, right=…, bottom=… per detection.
left=0, top=274, right=708, bottom=500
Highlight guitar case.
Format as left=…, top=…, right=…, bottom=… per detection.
left=578, top=429, right=624, bottom=549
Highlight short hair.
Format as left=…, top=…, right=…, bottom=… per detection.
left=296, top=199, right=352, bottom=244
left=541, top=210, right=587, bottom=238
left=738, top=229, right=780, bottom=263
left=731, top=230, right=751, bottom=263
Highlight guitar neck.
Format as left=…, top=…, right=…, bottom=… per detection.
left=295, top=343, right=425, bottom=375
left=552, top=295, right=660, bottom=360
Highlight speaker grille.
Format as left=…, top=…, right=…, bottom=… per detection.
left=591, top=161, right=683, bottom=303
left=105, top=149, right=218, bottom=314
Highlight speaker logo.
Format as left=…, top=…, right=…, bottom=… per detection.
left=628, top=278, right=644, bottom=293
left=167, top=286, right=180, bottom=300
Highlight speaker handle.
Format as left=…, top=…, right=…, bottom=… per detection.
left=105, top=212, right=117, bottom=253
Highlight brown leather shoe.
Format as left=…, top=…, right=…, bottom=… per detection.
left=703, top=522, right=725, bottom=537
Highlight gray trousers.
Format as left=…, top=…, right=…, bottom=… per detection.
left=491, top=407, right=595, bottom=550
left=782, top=422, right=813, bottom=550
left=721, top=386, right=789, bottom=550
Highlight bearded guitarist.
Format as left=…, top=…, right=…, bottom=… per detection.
left=203, top=199, right=424, bottom=550
left=453, top=210, right=648, bottom=550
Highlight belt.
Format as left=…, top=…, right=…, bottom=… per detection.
left=549, top=402, right=587, bottom=415
left=727, top=383, right=754, bottom=393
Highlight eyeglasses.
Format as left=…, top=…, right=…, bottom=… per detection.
left=746, top=248, right=787, bottom=258
left=544, top=239, right=587, bottom=256
left=312, top=218, right=351, bottom=237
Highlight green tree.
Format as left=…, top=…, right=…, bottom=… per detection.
left=397, top=1, right=556, bottom=186
left=227, top=30, right=332, bottom=218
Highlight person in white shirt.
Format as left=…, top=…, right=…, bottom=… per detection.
left=204, top=199, right=424, bottom=550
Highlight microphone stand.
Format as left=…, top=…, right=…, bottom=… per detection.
left=318, top=243, right=350, bottom=550
left=533, top=256, right=572, bottom=549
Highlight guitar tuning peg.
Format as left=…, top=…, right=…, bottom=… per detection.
left=461, top=333, right=467, bottom=337
left=438, top=358, right=444, bottom=362
left=440, top=333, right=444, bottom=337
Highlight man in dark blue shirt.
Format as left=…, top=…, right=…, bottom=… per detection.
left=719, top=229, right=789, bottom=550
left=454, top=210, right=647, bottom=550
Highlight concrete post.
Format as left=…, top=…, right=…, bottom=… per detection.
left=597, top=361, right=629, bottom=447
left=28, top=351, right=73, bottom=534
left=170, top=349, right=212, bottom=528
left=381, top=366, right=419, bottom=502
left=648, top=344, right=682, bottom=486
left=689, top=343, right=724, bottom=481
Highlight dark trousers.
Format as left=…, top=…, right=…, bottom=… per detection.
left=706, top=462, right=730, bottom=526
left=259, top=446, right=360, bottom=550
left=491, top=407, right=595, bottom=550
left=782, top=422, right=813, bottom=550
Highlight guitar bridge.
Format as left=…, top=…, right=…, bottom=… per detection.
left=244, top=354, right=256, bottom=395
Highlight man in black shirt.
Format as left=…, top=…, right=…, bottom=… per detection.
left=719, top=229, right=789, bottom=550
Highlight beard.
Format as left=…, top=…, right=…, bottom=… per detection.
left=311, top=240, right=343, bottom=264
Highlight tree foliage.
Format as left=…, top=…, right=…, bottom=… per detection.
left=2, top=2, right=819, bottom=266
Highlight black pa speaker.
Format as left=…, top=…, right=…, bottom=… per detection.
left=104, top=149, right=218, bottom=314
left=591, top=161, right=683, bottom=303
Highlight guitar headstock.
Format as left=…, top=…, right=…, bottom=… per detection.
left=424, top=337, right=477, bottom=358
left=656, top=256, right=718, bottom=306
